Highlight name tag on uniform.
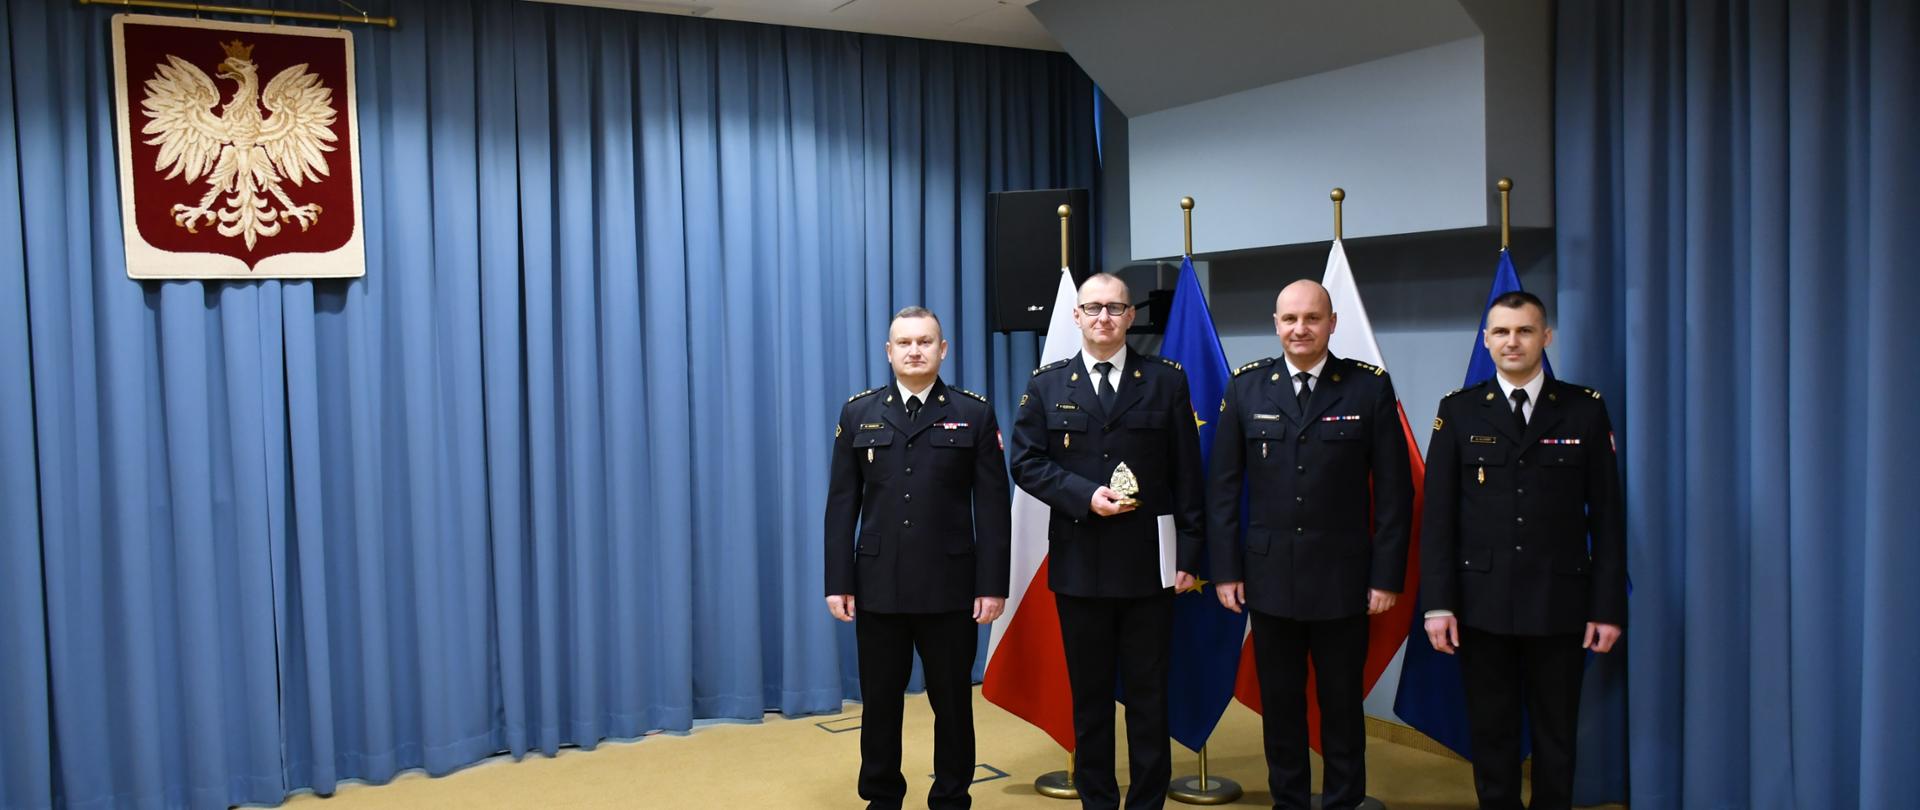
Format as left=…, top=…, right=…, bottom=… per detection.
left=859, top=423, right=885, bottom=430
left=1054, top=403, right=1080, bottom=411
left=1320, top=414, right=1361, bottom=422
left=1470, top=435, right=1498, bottom=444
left=1539, top=438, right=1583, bottom=445
left=938, top=422, right=970, bottom=430
left=1252, top=413, right=1283, bottom=421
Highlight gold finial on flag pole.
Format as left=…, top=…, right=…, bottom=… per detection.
left=1330, top=187, right=1345, bottom=241
left=1497, top=177, right=1513, bottom=249
left=1058, top=204, right=1072, bottom=269
left=1180, top=196, right=1195, bottom=256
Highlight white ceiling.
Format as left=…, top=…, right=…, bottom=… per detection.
left=525, top=0, right=1061, bottom=51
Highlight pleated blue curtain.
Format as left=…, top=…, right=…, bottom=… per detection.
left=0, top=0, right=1096, bottom=807
left=0, top=6, right=55, bottom=808
left=1555, top=1, right=1919, bottom=807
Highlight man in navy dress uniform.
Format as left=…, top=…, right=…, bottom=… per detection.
left=1009, top=273, right=1204, bottom=810
left=1207, top=280, right=1413, bottom=810
left=1420, top=291, right=1626, bottom=810
left=825, top=306, right=1012, bottom=810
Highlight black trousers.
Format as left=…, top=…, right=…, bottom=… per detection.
left=1456, top=626, right=1586, bottom=810
left=854, top=609, right=979, bottom=810
left=1054, top=590, right=1174, bottom=810
left=1248, top=611, right=1370, bottom=810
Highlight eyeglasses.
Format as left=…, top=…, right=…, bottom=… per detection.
left=1076, top=302, right=1133, bottom=317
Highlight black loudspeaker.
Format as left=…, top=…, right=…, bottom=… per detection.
left=988, top=188, right=1092, bottom=332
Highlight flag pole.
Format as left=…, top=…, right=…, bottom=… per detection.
left=1167, top=193, right=1245, bottom=806
left=1032, top=202, right=1081, bottom=803
left=1034, top=752, right=1078, bottom=799
left=1498, top=177, right=1513, bottom=249
left=1181, top=196, right=1195, bottom=256
left=1331, top=187, right=1345, bottom=241
left=1308, top=188, right=1398, bottom=810
left=1059, top=204, right=1072, bottom=268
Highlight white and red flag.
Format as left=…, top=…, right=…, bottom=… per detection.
left=982, top=267, right=1079, bottom=750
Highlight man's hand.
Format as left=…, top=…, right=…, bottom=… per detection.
left=1216, top=581, right=1245, bottom=613
left=1425, top=614, right=1460, bottom=654
left=973, top=597, right=1006, bottom=624
left=1089, top=486, right=1137, bottom=517
left=1174, top=571, right=1196, bottom=592
left=1367, top=588, right=1399, bottom=615
left=1584, top=622, right=1622, bottom=653
left=826, top=594, right=856, bottom=622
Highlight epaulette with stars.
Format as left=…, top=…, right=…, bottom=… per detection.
left=1349, top=359, right=1386, bottom=376
left=1547, top=379, right=1603, bottom=400
left=1152, top=355, right=1182, bottom=370
left=1032, top=358, right=1071, bottom=376
left=1233, top=357, right=1275, bottom=377
left=847, top=387, right=884, bottom=403
left=951, top=387, right=989, bottom=403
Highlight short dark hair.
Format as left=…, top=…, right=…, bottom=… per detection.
left=890, top=306, right=942, bottom=339
left=1489, top=291, right=1548, bottom=321
left=1079, top=272, right=1131, bottom=301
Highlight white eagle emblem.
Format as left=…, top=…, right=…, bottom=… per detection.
left=140, top=39, right=337, bottom=251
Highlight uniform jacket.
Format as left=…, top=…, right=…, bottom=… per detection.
left=824, top=378, right=1012, bottom=613
left=1418, top=377, right=1627, bottom=635
left=1009, top=351, right=1205, bottom=598
left=1206, top=355, right=1414, bottom=621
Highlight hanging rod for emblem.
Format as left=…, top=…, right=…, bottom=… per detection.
left=78, top=0, right=398, bottom=29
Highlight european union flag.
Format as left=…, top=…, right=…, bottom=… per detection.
left=1460, top=249, right=1553, bottom=389
left=1159, top=255, right=1248, bottom=752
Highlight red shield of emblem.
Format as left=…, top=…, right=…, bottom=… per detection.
left=112, top=14, right=364, bottom=279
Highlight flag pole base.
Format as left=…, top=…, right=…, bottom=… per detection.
left=1033, top=770, right=1079, bottom=799
left=1168, top=774, right=1243, bottom=804
left=1309, top=795, right=1388, bottom=809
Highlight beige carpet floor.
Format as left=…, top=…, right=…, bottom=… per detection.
left=279, top=688, right=1624, bottom=809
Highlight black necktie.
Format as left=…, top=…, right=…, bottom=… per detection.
left=906, top=395, right=922, bottom=421
left=1094, top=361, right=1117, bottom=413
left=1510, top=389, right=1529, bottom=434
left=1294, top=371, right=1313, bottom=412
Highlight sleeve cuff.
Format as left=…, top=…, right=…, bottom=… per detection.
left=1423, top=610, right=1455, bottom=619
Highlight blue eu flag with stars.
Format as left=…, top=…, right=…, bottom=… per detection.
left=1159, top=255, right=1248, bottom=752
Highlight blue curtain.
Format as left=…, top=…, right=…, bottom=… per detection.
left=0, top=5, right=54, bottom=808
left=0, top=0, right=1095, bottom=806
left=1556, top=1, right=1919, bottom=807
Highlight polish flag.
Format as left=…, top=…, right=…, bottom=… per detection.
left=1232, top=240, right=1429, bottom=751
left=982, top=267, right=1079, bottom=750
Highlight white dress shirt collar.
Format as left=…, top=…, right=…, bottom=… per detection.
left=897, top=378, right=937, bottom=407
left=1283, top=354, right=1330, bottom=386
left=1082, top=346, right=1129, bottom=382
left=1495, top=370, right=1545, bottom=417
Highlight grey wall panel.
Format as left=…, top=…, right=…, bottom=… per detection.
left=1129, top=38, right=1490, bottom=260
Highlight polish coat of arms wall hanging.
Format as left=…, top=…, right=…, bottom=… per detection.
left=112, top=14, right=365, bottom=279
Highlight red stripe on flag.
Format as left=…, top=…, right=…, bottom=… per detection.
left=1233, top=403, right=1428, bottom=752
left=982, top=557, right=1077, bottom=751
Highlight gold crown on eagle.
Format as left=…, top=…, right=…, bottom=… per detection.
left=220, top=39, right=255, bottom=60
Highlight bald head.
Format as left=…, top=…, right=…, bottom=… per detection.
left=1273, top=279, right=1337, bottom=366
left=1275, top=280, right=1333, bottom=317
